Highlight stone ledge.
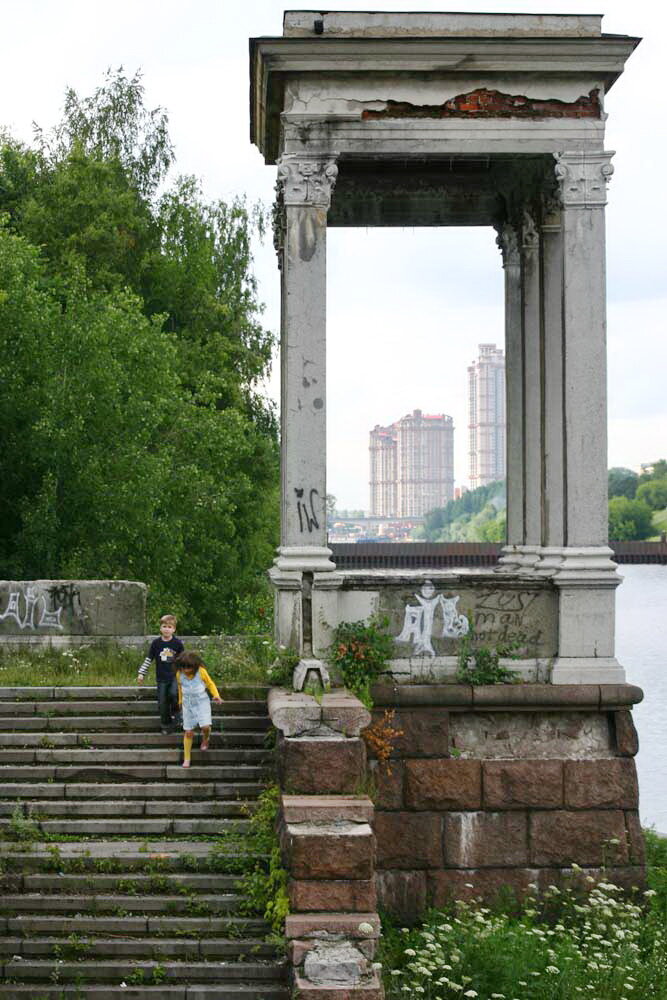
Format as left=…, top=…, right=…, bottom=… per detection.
left=372, top=683, right=643, bottom=710
left=286, top=913, right=381, bottom=939
left=282, top=795, right=374, bottom=824
left=294, top=971, right=383, bottom=1000
left=270, top=689, right=371, bottom=737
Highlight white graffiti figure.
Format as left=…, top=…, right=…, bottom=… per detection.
left=0, top=587, right=64, bottom=631
left=396, top=580, right=469, bottom=657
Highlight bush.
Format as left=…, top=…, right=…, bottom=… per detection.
left=382, top=874, right=667, bottom=1000
left=328, top=616, right=394, bottom=708
left=608, top=496, right=654, bottom=541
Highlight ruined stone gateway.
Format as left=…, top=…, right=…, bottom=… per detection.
left=250, top=10, right=642, bottom=998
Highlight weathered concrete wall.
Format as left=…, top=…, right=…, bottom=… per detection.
left=0, top=581, right=146, bottom=637
left=369, top=683, right=645, bottom=921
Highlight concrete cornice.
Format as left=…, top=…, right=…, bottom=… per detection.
left=250, top=34, right=640, bottom=160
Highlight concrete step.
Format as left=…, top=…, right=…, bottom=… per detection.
left=0, top=935, right=280, bottom=959
left=0, top=817, right=250, bottom=836
left=0, top=984, right=286, bottom=999
left=0, top=764, right=268, bottom=782
left=0, top=685, right=270, bottom=701
left=12, top=700, right=269, bottom=717
left=0, top=799, right=252, bottom=819
left=0, top=781, right=264, bottom=800
left=0, top=892, right=242, bottom=914
left=0, top=715, right=270, bottom=733
left=6, top=914, right=270, bottom=936
left=7, top=873, right=241, bottom=893
left=0, top=731, right=268, bottom=748
left=0, top=749, right=272, bottom=764
left=1, top=958, right=286, bottom=984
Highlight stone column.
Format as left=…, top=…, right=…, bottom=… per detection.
left=519, top=207, right=542, bottom=569
left=550, top=150, right=624, bottom=684
left=496, top=223, right=525, bottom=570
left=269, top=153, right=339, bottom=652
left=536, top=194, right=566, bottom=575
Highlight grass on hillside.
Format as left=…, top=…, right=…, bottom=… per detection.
left=651, top=507, right=667, bottom=539
left=0, top=635, right=277, bottom=688
left=380, top=829, right=667, bottom=1000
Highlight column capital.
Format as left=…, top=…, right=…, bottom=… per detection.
left=521, top=207, right=539, bottom=250
left=495, top=222, right=519, bottom=268
left=276, top=153, right=339, bottom=209
left=554, top=150, right=615, bottom=208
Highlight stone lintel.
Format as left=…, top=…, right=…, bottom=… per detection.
left=371, top=682, right=643, bottom=710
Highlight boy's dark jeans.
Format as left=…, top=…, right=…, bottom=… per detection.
left=157, top=677, right=179, bottom=727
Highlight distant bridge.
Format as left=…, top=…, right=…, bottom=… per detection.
left=331, top=541, right=667, bottom=569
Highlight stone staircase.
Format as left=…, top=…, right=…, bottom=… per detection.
left=0, top=685, right=287, bottom=999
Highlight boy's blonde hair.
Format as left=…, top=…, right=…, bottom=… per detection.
left=160, top=614, right=177, bottom=627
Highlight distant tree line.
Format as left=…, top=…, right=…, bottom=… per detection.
left=0, top=70, right=278, bottom=632
left=415, top=461, right=667, bottom=544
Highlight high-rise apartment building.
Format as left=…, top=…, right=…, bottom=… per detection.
left=467, top=343, right=506, bottom=489
left=369, top=410, right=454, bottom=517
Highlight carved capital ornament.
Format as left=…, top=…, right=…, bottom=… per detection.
left=554, top=151, right=615, bottom=208
left=276, top=154, right=339, bottom=209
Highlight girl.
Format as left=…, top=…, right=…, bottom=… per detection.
left=173, top=651, right=223, bottom=768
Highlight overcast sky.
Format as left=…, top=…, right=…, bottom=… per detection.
left=2, top=0, right=665, bottom=509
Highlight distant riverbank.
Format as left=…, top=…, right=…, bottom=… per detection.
left=615, top=564, right=667, bottom=832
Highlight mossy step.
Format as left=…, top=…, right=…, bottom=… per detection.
left=0, top=716, right=270, bottom=733
left=5, top=914, right=270, bottom=936
left=0, top=781, right=264, bottom=800
left=1, top=958, right=286, bottom=983
left=0, top=685, right=270, bottom=701
left=0, top=984, right=285, bottom=999
left=0, top=800, right=252, bottom=819
left=0, top=892, right=242, bottom=914
left=0, top=732, right=268, bottom=748
left=2, top=873, right=241, bottom=893
left=0, top=936, right=280, bottom=959
left=0, top=701, right=269, bottom=717
left=0, top=818, right=250, bottom=836
left=0, top=749, right=272, bottom=764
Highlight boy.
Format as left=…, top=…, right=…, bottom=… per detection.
left=137, top=614, right=184, bottom=733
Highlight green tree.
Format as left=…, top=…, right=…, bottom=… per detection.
left=0, top=71, right=278, bottom=632
left=608, top=496, right=653, bottom=541
left=636, top=477, right=667, bottom=511
left=608, top=466, right=638, bottom=500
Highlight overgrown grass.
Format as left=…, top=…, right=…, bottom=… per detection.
left=381, top=837, right=667, bottom=1000
left=0, top=635, right=278, bottom=687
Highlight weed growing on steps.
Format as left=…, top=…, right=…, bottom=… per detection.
left=212, top=783, right=289, bottom=935
left=8, top=801, right=41, bottom=842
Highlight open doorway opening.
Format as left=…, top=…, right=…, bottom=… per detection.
left=326, top=226, right=505, bottom=545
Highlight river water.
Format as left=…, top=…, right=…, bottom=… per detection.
left=615, top=564, right=667, bottom=832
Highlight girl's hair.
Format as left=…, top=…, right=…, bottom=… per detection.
left=174, top=651, right=205, bottom=674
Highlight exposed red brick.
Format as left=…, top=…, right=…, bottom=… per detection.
left=483, top=760, right=563, bottom=809
left=374, top=811, right=443, bottom=869
left=404, top=759, right=481, bottom=810
left=375, top=870, right=427, bottom=923
left=564, top=759, right=638, bottom=809
left=362, top=88, right=601, bottom=121
left=430, top=867, right=539, bottom=907
left=530, top=810, right=629, bottom=866
left=444, top=811, right=528, bottom=867
left=289, top=879, right=377, bottom=913
left=279, top=738, right=366, bottom=795
left=614, top=710, right=639, bottom=756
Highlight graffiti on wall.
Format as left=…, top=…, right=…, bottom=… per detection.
left=0, top=584, right=74, bottom=631
left=395, top=580, right=469, bottom=657
left=294, top=487, right=320, bottom=533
